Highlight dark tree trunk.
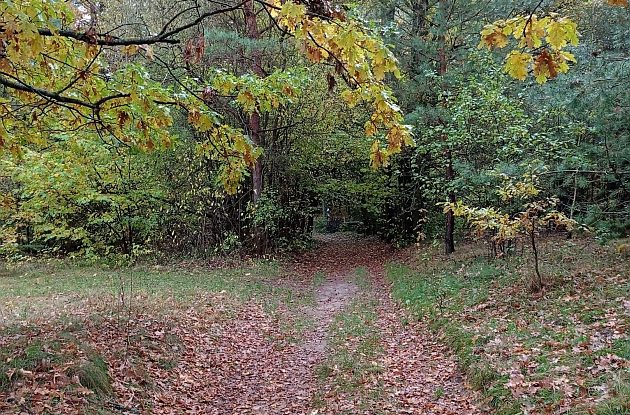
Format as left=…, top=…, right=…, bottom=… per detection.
left=444, top=149, right=455, bottom=254
left=438, top=0, right=455, bottom=255
left=243, top=0, right=264, bottom=203
left=411, top=0, right=429, bottom=70
left=412, top=0, right=429, bottom=37
left=530, top=221, right=542, bottom=291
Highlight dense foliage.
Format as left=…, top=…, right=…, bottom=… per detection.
left=0, top=0, right=628, bottom=258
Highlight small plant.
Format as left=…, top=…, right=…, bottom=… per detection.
left=616, top=242, right=630, bottom=258
left=434, top=387, right=445, bottom=399
left=443, top=174, right=576, bottom=291
left=67, top=354, right=112, bottom=396
left=218, top=231, right=242, bottom=255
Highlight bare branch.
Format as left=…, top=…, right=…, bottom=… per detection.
left=30, top=2, right=250, bottom=46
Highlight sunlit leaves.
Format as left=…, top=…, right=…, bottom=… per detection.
left=442, top=176, right=575, bottom=247
left=479, top=26, right=509, bottom=49
left=480, top=14, right=579, bottom=83
left=211, top=69, right=308, bottom=114
left=496, top=174, right=540, bottom=202
left=0, top=0, right=260, bottom=194
left=269, top=0, right=413, bottom=168
left=195, top=125, right=261, bottom=194
left=123, top=44, right=140, bottom=56
left=505, top=51, right=533, bottom=80
left=546, top=19, right=578, bottom=50
left=1, top=1, right=157, bottom=150
left=1, top=141, right=159, bottom=250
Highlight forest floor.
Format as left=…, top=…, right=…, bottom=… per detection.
left=0, top=234, right=628, bottom=414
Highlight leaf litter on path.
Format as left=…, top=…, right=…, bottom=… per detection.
left=1, top=233, right=483, bottom=414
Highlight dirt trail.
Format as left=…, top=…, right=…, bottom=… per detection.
left=0, top=233, right=483, bottom=414
left=289, top=233, right=389, bottom=363
left=286, top=233, right=483, bottom=414
left=301, top=279, right=358, bottom=355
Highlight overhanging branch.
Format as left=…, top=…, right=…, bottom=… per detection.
left=28, top=1, right=249, bottom=46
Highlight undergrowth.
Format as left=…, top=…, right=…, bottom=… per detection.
left=387, top=237, right=630, bottom=414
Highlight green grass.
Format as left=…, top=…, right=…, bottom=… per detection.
left=0, top=259, right=296, bottom=322
left=592, top=373, right=630, bottom=415
left=313, top=293, right=384, bottom=411
left=386, top=237, right=630, bottom=415
left=68, top=353, right=112, bottom=396
left=434, top=387, right=445, bottom=399
left=313, top=271, right=326, bottom=287
left=352, top=267, right=370, bottom=290
left=0, top=259, right=281, bottom=299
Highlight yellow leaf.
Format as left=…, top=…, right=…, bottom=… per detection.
left=365, top=121, right=377, bottom=137
left=546, top=20, right=567, bottom=50
left=144, top=45, right=155, bottom=61
left=236, top=91, right=256, bottom=112
left=534, top=73, right=547, bottom=84
left=479, top=26, right=509, bottom=49
left=562, top=19, right=579, bottom=46
left=504, top=51, right=533, bottom=81
left=560, top=50, right=577, bottom=63
left=123, top=45, right=139, bottom=56
left=607, top=0, right=628, bottom=6
left=369, top=141, right=389, bottom=168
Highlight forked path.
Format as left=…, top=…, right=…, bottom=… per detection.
left=285, top=233, right=483, bottom=414
left=138, top=234, right=482, bottom=414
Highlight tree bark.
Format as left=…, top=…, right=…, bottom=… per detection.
left=243, top=0, right=271, bottom=254
left=410, top=0, right=429, bottom=72
left=412, top=0, right=429, bottom=37
left=444, top=149, right=456, bottom=254
left=438, top=0, right=455, bottom=255
left=243, top=0, right=264, bottom=203
left=530, top=220, right=542, bottom=291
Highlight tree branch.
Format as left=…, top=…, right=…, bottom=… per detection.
left=31, top=2, right=249, bottom=46
left=0, top=74, right=96, bottom=108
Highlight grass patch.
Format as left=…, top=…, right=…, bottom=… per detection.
left=0, top=339, right=61, bottom=391
left=352, top=267, right=370, bottom=290
left=387, top=237, right=629, bottom=414
left=0, top=259, right=298, bottom=323
left=313, top=271, right=326, bottom=287
left=599, top=373, right=630, bottom=414
left=313, top=296, right=384, bottom=411
left=68, top=353, right=112, bottom=396
left=0, top=259, right=282, bottom=301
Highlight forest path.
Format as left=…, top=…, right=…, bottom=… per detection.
left=0, top=233, right=483, bottom=414
left=279, top=233, right=483, bottom=414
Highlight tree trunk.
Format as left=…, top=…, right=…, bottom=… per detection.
left=530, top=221, right=542, bottom=291
left=243, top=0, right=266, bottom=254
left=438, top=0, right=455, bottom=255
left=444, top=148, right=455, bottom=254
left=243, top=0, right=264, bottom=203
left=410, top=0, right=429, bottom=71
left=412, top=0, right=429, bottom=37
